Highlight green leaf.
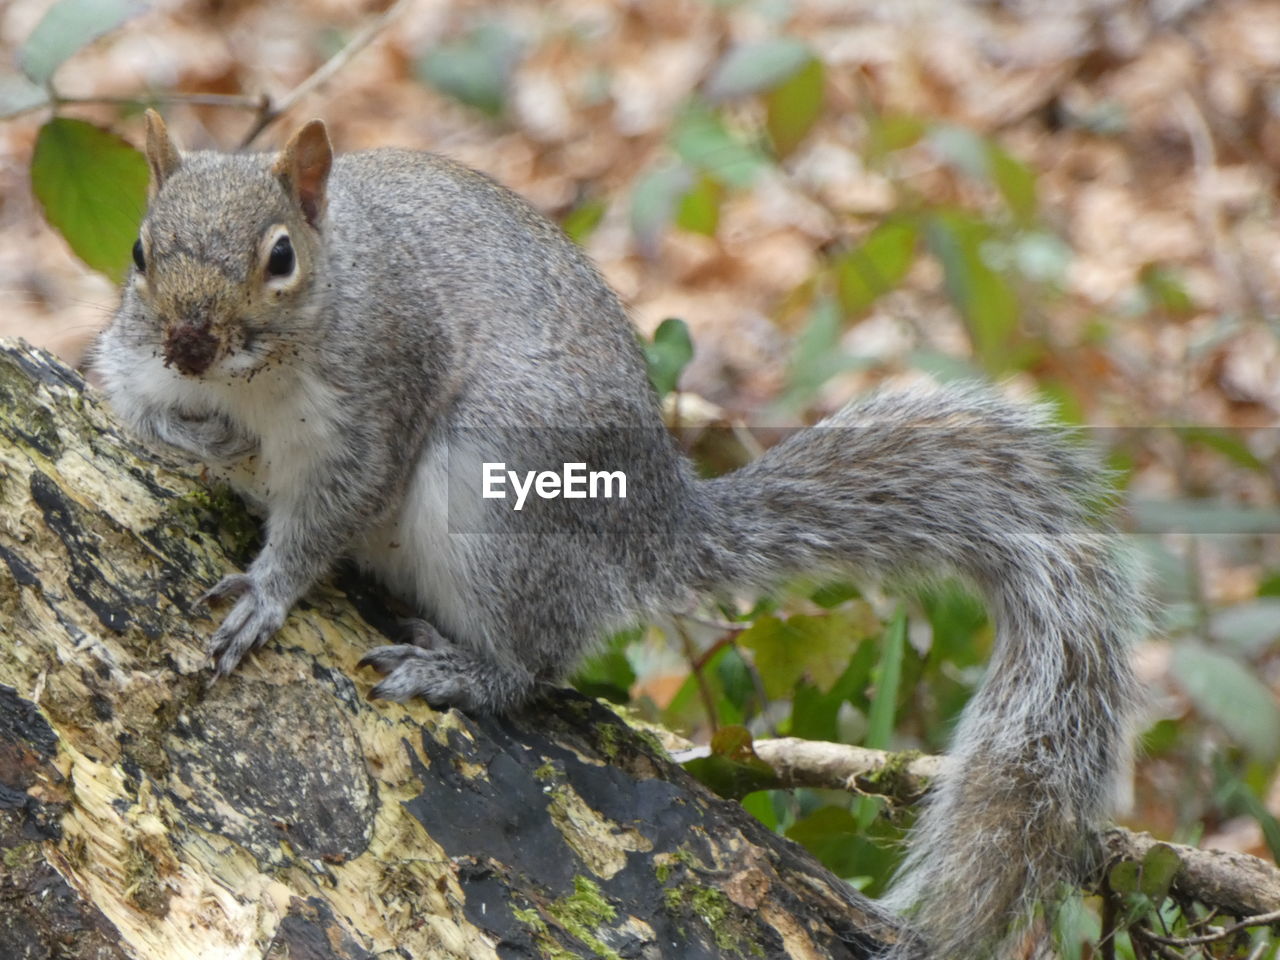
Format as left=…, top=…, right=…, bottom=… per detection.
left=926, top=210, right=1019, bottom=374
left=1053, top=891, right=1102, bottom=960
left=1108, top=860, right=1139, bottom=895
left=1171, top=645, right=1280, bottom=762
left=1012, top=231, right=1070, bottom=283
left=739, top=609, right=872, bottom=699
left=1176, top=426, right=1266, bottom=472
left=713, top=647, right=757, bottom=715
left=644, top=317, right=694, bottom=397
left=561, top=197, right=606, bottom=246
left=1138, top=844, right=1181, bottom=901
left=835, top=219, right=918, bottom=316
left=1211, top=600, right=1280, bottom=655
left=675, top=175, right=721, bottom=236
left=1140, top=718, right=1182, bottom=757
left=417, top=24, right=523, bottom=118
left=706, top=37, right=813, bottom=100
left=31, top=118, right=148, bottom=283
left=0, top=73, right=49, bottom=119
left=775, top=295, right=871, bottom=414
left=865, top=113, right=926, bottom=164
left=682, top=730, right=778, bottom=799
left=810, top=581, right=860, bottom=609
left=1258, top=570, right=1280, bottom=597
left=671, top=103, right=769, bottom=189
left=765, top=57, right=824, bottom=157
left=864, top=608, right=906, bottom=750
left=785, top=805, right=864, bottom=878
left=1131, top=499, right=1280, bottom=534
left=20, top=0, right=147, bottom=86
left=790, top=651, right=874, bottom=742
left=1221, top=777, right=1280, bottom=862
left=710, top=724, right=754, bottom=759
left=987, top=144, right=1038, bottom=224
left=921, top=584, right=988, bottom=667
left=570, top=628, right=638, bottom=703
left=681, top=753, right=777, bottom=798
left=1138, top=263, right=1195, bottom=315
left=740, top=790, right=780, bottom=830
left=786, top=802, right=903, bottom=890
left=928, top=125, right=989, bottom=180
left=630, top=163, right=693, bottom=256
left=930, top=126, right=1039, bottom=224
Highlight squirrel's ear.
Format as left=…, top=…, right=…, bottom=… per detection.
left=274, top=119, right=332, bottom=229
left=143, top=109, right=182, bottom=197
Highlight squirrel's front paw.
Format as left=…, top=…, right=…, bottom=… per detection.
left=201, top=575, right=287, bottom=678
left=358, top=645, right=481, bottom=710
left=158, top=411, right=257, bottom=463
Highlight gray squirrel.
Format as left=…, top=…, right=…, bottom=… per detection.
left=94, top=111, right=1143, bottom=960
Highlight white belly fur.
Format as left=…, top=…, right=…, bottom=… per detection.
left=351, top=438, right=491, bottom=652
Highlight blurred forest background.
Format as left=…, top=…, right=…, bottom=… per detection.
left=1, top=0, right=1278, bottom=956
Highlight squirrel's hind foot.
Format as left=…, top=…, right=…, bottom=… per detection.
left=357, top=644, right=535, bottom=713
left=399, top=618, right=453, bottom=650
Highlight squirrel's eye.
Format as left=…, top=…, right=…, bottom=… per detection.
left=266, top=235, right=294, bottom=278
left=132, top=238, right=145, bottom=272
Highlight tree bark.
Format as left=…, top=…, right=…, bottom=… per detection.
left=0, top=339, right=906, bottom=960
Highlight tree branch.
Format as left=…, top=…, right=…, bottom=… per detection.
left=749, top=736, right=1280, bottom=922
left=237, top=0, right=412, bottom=147
left=1100, top=829, right=1280, bottom=920
left=751, top=737, right=944, bottom=806
left=0, top=338, right=911, bottom=960
left=1, top=0, right=410, bottom=137
left=1, top=92, right=268, bottom=122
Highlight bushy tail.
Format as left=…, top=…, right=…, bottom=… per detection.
left=695, top=385, right=1144, bottom=959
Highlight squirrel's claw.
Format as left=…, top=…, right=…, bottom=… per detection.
left=200, top=573, right=253, bottom=607
left=356, top=643, right=428, bottom=677
left=400, top=618, right=452, bottom=650
left=204, top=579, right=286, bottom=678
left=358, top=645, right=473, bottom=708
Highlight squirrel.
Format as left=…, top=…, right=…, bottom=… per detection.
left=94, top=110, right=1143, bottom=960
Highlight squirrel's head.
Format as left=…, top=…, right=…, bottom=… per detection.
left=126, top=110, right=333, bottom=379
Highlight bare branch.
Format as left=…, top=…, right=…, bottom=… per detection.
left=1131, top=908, right=1280, bottom=948
left=1100, top=829, right=1280, bottom=922
left=749, top=736, right=1280, bottom=922
left=0, top=92, right=265, bottom=122
left=751, top=737, right=944, bottom=805
left=238, top=0, right=413, bottom=147
left=2, top=0, right=410, bottom=143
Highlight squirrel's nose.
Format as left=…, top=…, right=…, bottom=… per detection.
left=163, top=322, right=219, bottom=376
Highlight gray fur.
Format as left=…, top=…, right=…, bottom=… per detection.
left=698, top=386, right=1144, bottom=958
left=95, top=122, right=1143, bottom=959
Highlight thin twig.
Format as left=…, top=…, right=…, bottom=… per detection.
left=1133, top=908, right=1280, bottom=948
left=751, top=737, right=943, bottom=804
left=1101, top=886, right=1119, bottom=960
left=238, top=0, right=413, bottom=147
left=679, top=614, right=747, bottom=635
left=689, top=632, right=737, bottom=673
left=1174, top=91, right=1249, bottom=320
left=1, top=91, right=265, bottom=122
left=672, top=619, right=719, bottom=733
left=744, top=737, right=1280, bottom=920
left=1147, top=941, right=1186, bottom=960
left=3, top=0, right=410, bottom=131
